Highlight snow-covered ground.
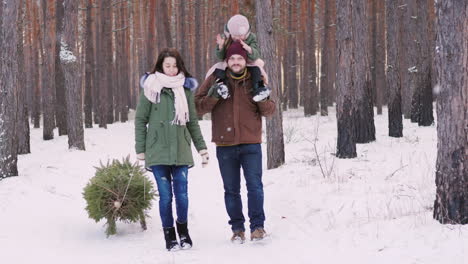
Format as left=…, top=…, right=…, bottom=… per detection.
left=1, top=107, right=466, bottom=264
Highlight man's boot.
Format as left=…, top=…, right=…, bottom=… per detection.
left=176, top=221, right=193, bottom=249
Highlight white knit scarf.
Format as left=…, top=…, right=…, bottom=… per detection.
left=143, top=72, right=189, bottom=126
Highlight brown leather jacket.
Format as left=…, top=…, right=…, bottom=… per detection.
left=195, top=69, right=276, bottom=145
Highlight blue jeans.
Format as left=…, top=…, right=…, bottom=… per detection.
left=150, top=165, right=189, bottom=228
left=216, top=144, right=265, bottom=232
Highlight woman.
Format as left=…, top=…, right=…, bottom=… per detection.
left=135, top=48, right=209, bottom=251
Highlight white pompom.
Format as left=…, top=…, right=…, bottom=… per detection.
left=114, top=201, right=122, bottom=209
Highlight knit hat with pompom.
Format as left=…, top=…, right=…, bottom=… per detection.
left=227, top=14, right=250, bottom=37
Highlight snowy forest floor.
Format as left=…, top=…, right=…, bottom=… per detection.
left=1, top=107, right=466, bottom=264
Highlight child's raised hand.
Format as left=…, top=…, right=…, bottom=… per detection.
left=239, top=40, right=253, bottom=54
left=216, top=34, right=225, bottom=49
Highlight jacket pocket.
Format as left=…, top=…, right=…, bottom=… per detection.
left=184, top=128, right=192, bottom=146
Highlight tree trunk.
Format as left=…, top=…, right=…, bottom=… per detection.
left=433, top=0, right=468, bottom=224
left=157, top=0, right=172, bottom=50
left=255, top=0, right=285, bottom=169
left=97, top=0, right=112, bottom=128
left=0, top=0, right=20, bottom=177
left=17, top=0, right=31, bottom=155
left=335, top=0, right=356, bottom=158
left=375, top=0, right=386, bottom=115
left=41, top=0, right=57, bottom=140
left=353, top=0, right=375, bottom=144
left=320, top=0, right=329, bottom=115
left=84, top=0, right=94, bottom=128
left=61, top=0, right=85, bottom=150
left=55, top=0, right=68, bottom=136
left=327, top=0, right=337, bottom=108
left=303, top=0, right=318, bottom=116
left=398, top=2, right=411, bottom=119
left=386, top=0, right=403, bottom=138
left=416, top=0, right=434, bottom=127
left=286, top=1, right=298, bottom=109
left=31, top=3, right=41, bottom=129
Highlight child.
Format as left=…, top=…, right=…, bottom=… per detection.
left=135, top=48, right=209, bottom=251
left=208, top=14, right=271, bottom=102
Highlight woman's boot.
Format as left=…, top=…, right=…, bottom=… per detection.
left=163, top=227, right=180, bottom=251
left=176, top=221, right=193, bottom=249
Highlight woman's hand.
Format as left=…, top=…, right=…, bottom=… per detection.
left=216, top=34, right=225, bottom=49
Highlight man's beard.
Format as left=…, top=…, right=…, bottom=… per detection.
left=230, top=65, right=246, bottom=74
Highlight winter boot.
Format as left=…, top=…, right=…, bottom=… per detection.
left=252, top=81, right=271, bottom=102
left=163, top=227, right=180, bottom=251
left=176, top=221, right=193, bottom=249
left=250, top=227, right=267, bottom=241
left=230, top=230, right=246, bottom=244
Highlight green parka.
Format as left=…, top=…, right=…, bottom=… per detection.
left=135, top=87, right=206, bottom=168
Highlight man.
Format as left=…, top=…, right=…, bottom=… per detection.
left=195, top=41, right=276, bottom=243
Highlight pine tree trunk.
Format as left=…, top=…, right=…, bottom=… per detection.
left=416, top=0, right=434, bottom=127
left=61, top=0, right=85, bottom=150
left=255, top=0, right=285, bottom=169
left=375, top=0, right=386, bottom=115
left=97, top=0, right=112, bottom=128
left=31, top=3, right=41, bottom=129
left=157, top=0, right=172, bottom=50
left=327, top=0, right=337, bottom=108
left=41, top=0, right=57, bottom=140
left=55, top=0, right=68, bottom=136
left=433, top=0, right=468, bottom=224
left=398, top=2, right=411, bottom=119
left=320, top=0, right=329, bottom=116
left=386, top=0, right=403, bottom=138
left=353, top=0, right=375, bottom=144
left=84, top=0, right=94, bottom=128
left=0, top=0, right=20, bottom=177
left=336, top=0, right=356, bottom=158
left=286, top=1, right=298, bottom=109
left=17, top=0, right=31, bottom=155
left=303, top=0, right=318, bottom=116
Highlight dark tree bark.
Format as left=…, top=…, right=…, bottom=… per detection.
left=61, top=0, right=85, bottom=150
left=286, top=1, right=298, bottom=109
left=147, top=0, right=156, bottom=66
left=416, top=0, right=434, bottom=127
left=17, top=0, right=31, bottom=155
left=303, top=0, right=318, bottom=116
left=55, top=0, right=68, bottom=136
left=156, top=0, right=172, bottom=50
left=335, top=0, right=356, bottom=158
left=320, top=0, right=329, bottom=115
left=409, top=1, right=433, bottom=126
left=255, top=0, right=285, bottom=169
left=194, top=0, right=205, bottom=83
left=0, top=0, right=20, bottom=177
left=433, top=0, right=468, bottom=224
left=352, top=0, right=375, bottom=144
left=375, top=0, right=386, bottom=115
left=31, top=3, right=41, bottom=129
left=41, top=0, right=57, bottom=140
left=398, top=2, right=411, bottom=118
left=178, top=1, right=189, bottom=63
left=84, top=0, right=94, bottom=128
left=386, top=0, right=403, bottom=138
left=97, top=0, right=112, bottom=128
left=327, top=1, right=337, bottom=108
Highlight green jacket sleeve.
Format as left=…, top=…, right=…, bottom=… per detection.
left=246, top=33, right=261, bottom=61
left=186, top=90, right=207, bottom=151
left=216, top=45, right=226, bottom=60
left=134, top=93, right=151, bottom=154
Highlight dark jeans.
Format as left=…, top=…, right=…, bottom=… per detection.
left=150, top=165, right=189, bottom=228
left=216, top=144, right=265, bottom=232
